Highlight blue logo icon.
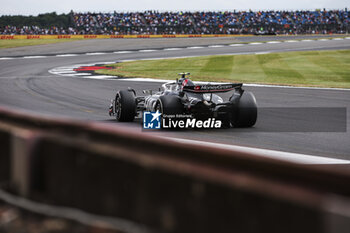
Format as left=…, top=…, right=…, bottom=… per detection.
left=143, top=111, right=162, bottom=129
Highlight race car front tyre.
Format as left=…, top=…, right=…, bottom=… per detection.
left=232, top=91, right=257, bottom=127
left=115, top=90, right=136, bottom=122
left=157, top=95, right=183, bottom=115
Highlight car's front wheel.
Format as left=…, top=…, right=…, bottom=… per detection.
left=115, top=90, right=136, bottom=122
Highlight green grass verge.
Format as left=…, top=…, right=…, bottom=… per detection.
left=97, top=49, right=350, bottom=88
left=0, top=39, right=83, bottom=49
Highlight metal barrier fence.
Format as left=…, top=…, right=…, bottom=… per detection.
left=0, top=106, right=350, bottom=233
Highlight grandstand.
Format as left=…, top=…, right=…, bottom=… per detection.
left=0, top=9, right=349, bottom=35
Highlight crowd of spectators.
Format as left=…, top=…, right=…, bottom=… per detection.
left=1, top=9, right=349, bottom=35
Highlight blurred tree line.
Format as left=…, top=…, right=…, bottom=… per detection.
left=0, top=12, right=73, bottom=28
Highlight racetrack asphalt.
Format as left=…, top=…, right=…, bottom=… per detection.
left=0, top=36, right=349, bottom=160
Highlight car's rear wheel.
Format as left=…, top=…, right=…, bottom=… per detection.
left=115, top=90, right=136, bottom=122
left=232, top=91, right=257, bottom=127
left=156, top=95, right=183, bottom=115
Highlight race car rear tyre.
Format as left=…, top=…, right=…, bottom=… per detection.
left=115, top=90, right=136, bottom=122
left=232, top=91, right=257, bottom=127
left=157, top=95, right=183, bottom=115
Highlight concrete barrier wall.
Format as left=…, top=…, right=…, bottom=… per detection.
left=0, top=107, right=350, bottom=233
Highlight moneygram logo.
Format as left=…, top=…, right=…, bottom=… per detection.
left=143, top=111, right=162, bottom=129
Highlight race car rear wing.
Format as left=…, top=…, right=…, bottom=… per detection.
left=183, top=83, right=243, bottom=93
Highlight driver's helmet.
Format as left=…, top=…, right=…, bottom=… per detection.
left=178, top=73, right=193, bottom=86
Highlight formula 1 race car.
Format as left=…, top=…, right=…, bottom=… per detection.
left=109, top=73, right=257, bottom=128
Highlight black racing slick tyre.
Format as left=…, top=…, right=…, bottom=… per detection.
left=115, top=90, right=136, bottom=122
left=232, top=91, right=257, bottom=127
left=156, top=95, right=183, bottom=115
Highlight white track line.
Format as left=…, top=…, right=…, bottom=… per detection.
left=86, top=52, right=107, bottom=55
left=55, top=54, right=78, bottom=57
left=139, top=49, right=157, bottom=52
left=170, top=138, right=350, bottom=165
left=86, top=75, right=112, bottom=79
left=332, top=38, right=344, bottom=40
left=73, top=63, right=102, bottom=67
left=266, top=41, right=281, bottom=44
left=285, top=40, right=298, bottom=43
left=114, top=51, right=132, bottom=54
left=0, top=57, right=15, bottom=60
left=23, top=55, right=47, bottom=58
left=163, top=48, right=182, bottom=51
left=64, top=73, right=91, bottom=76
left=249, top=42, right=263, bottom=45
left=99, top=61, right=116, bottom=64
left=255, top=51, right=270, bottom=55
left=244, top=83, right=350, bottom=91
left=208, top=45, right=225, bottom=48
left=50, top=71, right=77, bottom=74
left=318, top=39, right=329, bottom=41
left=51, top=68, right=75, bottom=71
left=186, top=46, right=204, bottom=49
left=229, top=44, right=244, bottom=46
left=114, top=77, right=171, bottom=82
